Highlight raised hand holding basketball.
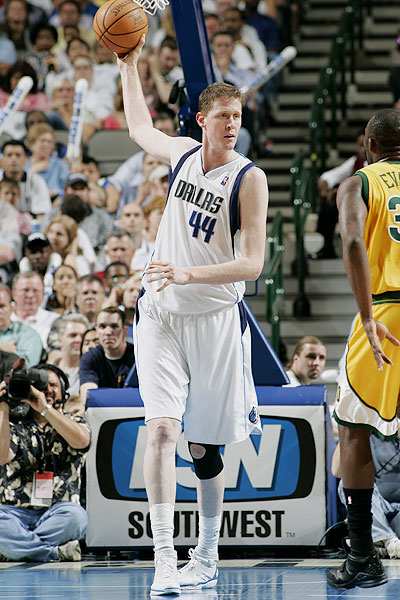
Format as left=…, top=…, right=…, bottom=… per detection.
left=94, top=0, right=148, bottom=57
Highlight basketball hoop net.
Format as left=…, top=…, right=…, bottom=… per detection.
left=134, top=0, right=169, bottom=15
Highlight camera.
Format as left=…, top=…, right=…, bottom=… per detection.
left=5, top=367, right=49, bottom=408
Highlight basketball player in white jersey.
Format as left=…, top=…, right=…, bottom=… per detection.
left=118, top=36, right=268, bottom=596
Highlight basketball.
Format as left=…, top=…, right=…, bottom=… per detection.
left=93, top=0, right=148, bottom=56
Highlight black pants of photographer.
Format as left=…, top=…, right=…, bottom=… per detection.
left=313, top=196, right=338, bottom=259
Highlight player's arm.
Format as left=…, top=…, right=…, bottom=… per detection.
left=117, top=38, right=196, bottom=165
left=337, top=175, right=400, bottom=370
left=146, top=167, right=268, bottom=286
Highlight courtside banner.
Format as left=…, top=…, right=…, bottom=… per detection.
left=86, top=386, right=328, bottom=548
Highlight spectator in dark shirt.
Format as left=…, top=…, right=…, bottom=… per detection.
left=79, top=307, right=135, bottom=406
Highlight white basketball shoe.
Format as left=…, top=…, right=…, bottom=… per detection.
left=151, top=549, right=181, bottom=596
left=178, top=548, right=218, bottom=590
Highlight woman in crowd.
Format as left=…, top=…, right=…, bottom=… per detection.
left=46, top=77, right=96, bottom=143
left=46, top=214, right=92, bottom=276
left=27, top=122, right=69, bottom=201
left=46, top=263, right=79, bottom=315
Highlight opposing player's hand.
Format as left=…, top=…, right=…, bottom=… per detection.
left=146, top=261, right=190, bottom=292
left=116, top=35, right=145, bottom=65
left=362, top=318, right=400, bottom=371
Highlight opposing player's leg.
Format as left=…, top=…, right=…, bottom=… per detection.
left=327, top=425, right=387, bottom=590
left=144, top=417, right=182, bottom=596
left=178, top=443, right=223, bottom=590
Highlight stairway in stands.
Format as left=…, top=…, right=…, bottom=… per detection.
left=247, top=0, right=398, bottom=401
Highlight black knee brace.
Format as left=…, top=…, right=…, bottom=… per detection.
left=188, top=442, right=224, bottom=480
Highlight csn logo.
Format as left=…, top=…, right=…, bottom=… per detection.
left=96, top=416, right=316, bottom=502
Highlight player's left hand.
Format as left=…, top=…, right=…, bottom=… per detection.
left=146, top=261, right=190, bottom=292
left=362, top=318, right=400, bottom=371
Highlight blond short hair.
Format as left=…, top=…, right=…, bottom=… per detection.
left=198, top=82, right=242, bottom=115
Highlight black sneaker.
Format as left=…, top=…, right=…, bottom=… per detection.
left=326, top=552, right=387, bottom=589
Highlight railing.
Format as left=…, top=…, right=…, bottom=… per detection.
left=290, top=150, right=313, bottom=317
left=265, top=212, right=285, bottom=354
left=309, top=0, right=363, bottom=188
left=291, top=0, right=367, bottom=317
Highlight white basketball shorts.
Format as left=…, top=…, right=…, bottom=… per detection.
left=134, top=293, right=261, bottom=444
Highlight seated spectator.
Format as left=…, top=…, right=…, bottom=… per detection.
left=43, top=193, right=97, bottom=269
left=0, top=283, right=42, bottom=367
left=221, top=6, right=267, bottom=72
left=284, top=335, right=327, bottom=386
left=0, top=139, right=51, bottom=217
left=24, top=22, right=59, bottom=91
left=103, top=261, right=129, bottom=297
left=50, top=314, right=89, bottom=395
left=80, top=155, right=102, bottom=186
left=80, top=156, right=107, bottom=209
left=80, top=327, right=99, bottom=355
left=332, top=430, right=400, bottom=559
left=204, top=10, right=255, bottom=71
left=55, top=36, right=91, bottom=79
left=63, top=173, right=113, bottom=252
left=71, top=53, right=115, bottom=122
left=26, top=122, right=70, bottom=202
left=0, top=363, right=90, bottom=562
left=0, top=0, right=30, bottom=59
left=117, top=202, right=154, bottom=271
left=46, top=77, right=96, bottom=143
left=11, top=271, right=59, bottom=350
left=46, top=263, right=79, bottom=315
left=0, top=181, right=22, bottom=277
left=0, top=61, right=50, bottom=139
left=75, top=274, right=105, bottom=325
left=0, top=177, right=33, bottom=236
left=19, top=232, right=62, bottom=298
left=79, top=307, right=135, bottom=405
left=146, top=37, right=184, bottom=108
left=45, top=215, right=93, bottom=276
left=312, top=132, right=367, bottom=260
left=143, top=195, right=166, bottom=245
left=104, top=229, right=135, bottom=272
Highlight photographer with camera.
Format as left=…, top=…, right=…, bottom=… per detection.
left=0, top=362, right=91, bottom=562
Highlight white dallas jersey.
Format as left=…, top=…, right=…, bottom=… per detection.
left=143, top=145, right=257, bottom=314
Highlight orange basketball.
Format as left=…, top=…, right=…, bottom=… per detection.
left=93, top=0, right=148, bottom=56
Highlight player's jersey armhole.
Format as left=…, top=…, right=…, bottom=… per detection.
left=354, top=171, right=369, bottom=209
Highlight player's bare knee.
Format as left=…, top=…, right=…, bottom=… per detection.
left=189, top=443, right=205, bottom=459
left=147, top=419, right=180, bottom=452
left=188, top=442, right=223, bottom=480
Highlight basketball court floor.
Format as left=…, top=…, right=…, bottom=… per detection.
left=1, top=556, right=400, bottom=599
